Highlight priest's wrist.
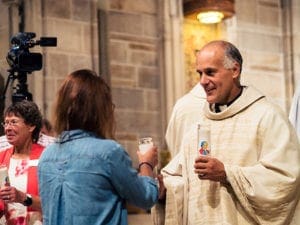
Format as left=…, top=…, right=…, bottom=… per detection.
left=220, top=172, right=228, bottom=184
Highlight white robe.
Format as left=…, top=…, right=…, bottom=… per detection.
left=161, top=86, right=300, bottom=225
left=289, top=86, right=300, bottom=138
left=152, top=84, right=206, bottom=225
left=165, top=84, right=206, bottom=157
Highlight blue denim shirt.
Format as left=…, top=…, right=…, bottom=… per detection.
left=38, top=130, right=158, bottom=225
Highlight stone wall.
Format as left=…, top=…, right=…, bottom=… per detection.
left=38, top=0, right=99, bottom=117
left=101, top=0, right=164, bottom=166
left=0, top=0, right=98, bottom=118
left=0, top=0, right=299, bottom=167
left=181, top=0, right=300, bottom=113
left=227, top=0, right=297, bottom=111
left=0, top=0, right=164, bottom=167
left=292, top=0, right=300, bottom=89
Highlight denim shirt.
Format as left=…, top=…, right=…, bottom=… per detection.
left=38, top=130, right=158, bottom=225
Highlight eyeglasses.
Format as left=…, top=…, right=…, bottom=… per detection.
left=1, top=120, right=23, bottom=128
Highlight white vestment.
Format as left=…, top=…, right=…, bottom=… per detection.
left=289, top=86, right=300, bottom=138
left=161, top=86, right=300, bottom=225
left=152, top=84, right=205, bottom=225
left=165, top=84, right=206, bottom=157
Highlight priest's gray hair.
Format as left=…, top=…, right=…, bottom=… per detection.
left=223, top=41, right=243, bottom=75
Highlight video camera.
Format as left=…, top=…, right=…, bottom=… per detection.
left=4, top=32, right=57, bottom=103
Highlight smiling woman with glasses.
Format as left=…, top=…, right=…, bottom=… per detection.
left=0, top=100, right=44, bottom=225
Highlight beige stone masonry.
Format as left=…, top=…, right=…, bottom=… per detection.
left=112, top=88, right=144, bottom=109
left=44, top=0, right=71, bottom=19
left=138, top=68, right=159, bottom=89
left=110, top=0, right=157, bottom=15
left=115, top=110, right=160, bottom=134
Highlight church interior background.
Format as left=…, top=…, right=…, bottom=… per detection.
left=0, top=0, right=299, bottom=221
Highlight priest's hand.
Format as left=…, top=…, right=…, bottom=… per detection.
left=194, top=156, right=227, bottom=183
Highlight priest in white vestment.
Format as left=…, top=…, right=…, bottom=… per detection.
left=159, top=40, right=300, bottom=225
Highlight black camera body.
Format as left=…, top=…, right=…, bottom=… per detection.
left=7, top=50, right=42, bottom=73
left=7, top=32, right=56, bottom=73
left=4, top=32, right=57, bottom=103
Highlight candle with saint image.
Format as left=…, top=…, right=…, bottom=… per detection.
left=138, top=137, right=153, bottom=154
left=0, top=165, right=9, bottom=187
left=197, top=124, right=211, bottom=156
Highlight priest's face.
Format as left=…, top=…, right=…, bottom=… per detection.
left=196, top=45, right=240, bottom=105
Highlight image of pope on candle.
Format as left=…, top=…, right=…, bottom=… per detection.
left=198, top=140, right=210, bottom=156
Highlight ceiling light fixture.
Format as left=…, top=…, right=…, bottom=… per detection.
left=184, top=0, right=235, bottom=24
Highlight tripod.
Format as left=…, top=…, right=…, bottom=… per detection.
left=1, top=69, right=32, bottom=104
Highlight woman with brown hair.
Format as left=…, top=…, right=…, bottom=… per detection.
left=38, top=69, right=159, bottom=225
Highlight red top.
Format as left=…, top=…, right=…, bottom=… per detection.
left=0, top=143, right=44, bottom=212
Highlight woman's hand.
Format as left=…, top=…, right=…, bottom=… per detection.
left=137, top=146, right=158, bottom=177
left=0, top=185, right=24, bottom=204
left=0, top=185, right=42, bottom=211
left=137, top=145, right=158, bottom=169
